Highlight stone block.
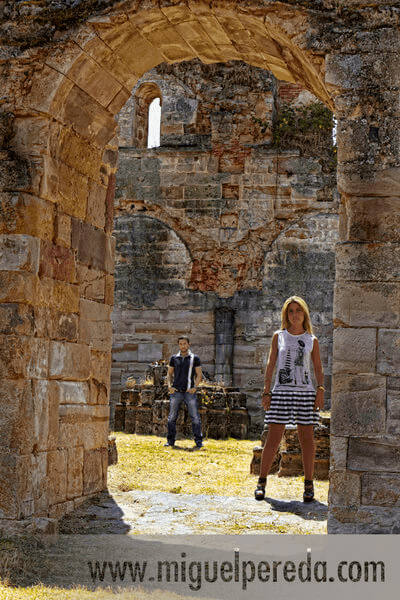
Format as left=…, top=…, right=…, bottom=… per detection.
left=16, top=454, right=34, bottom=518
left=329, top=435, right=348, bottom=470
left=348, top=438, right=400, bottom=473
left=330, top=504, right=400, bottom=534
left=83, top=449, right=104, bottom=495
left=124, top=406, right=137, bottom=433
left=105, top=274, right=114, bottom=306
left=335, top=242, right=400, bottom=282
left=60, top=84, right=117, bottom=147
left=51, top=311, right=79, bottom=342
left=39, top=241, right=75, bottom=283
left=377, top=329, right=400, bottom=375
left=90, top=349, right=111, bottom=386
left=331, top=374, right=386, bottom=436
left=0, top=193, right=51, bottom=239
left=35, top=278, right=79, bottom=313
left=387, top=377, right=400, bottom=435
left=32, top=452, right=48, bottom=517
left=0, top=334, right=31, bottom=378
left=332, top=327, right=377, bottom=374
left=89, top=378, right=109, bottom=406
left=53, top=380, right=90, bottom=405
left=27, top=338, right=49, bottom=379
left=362, top=472, right=400, bottom=507
left=47, top=382, right=60, bottom=450
left=0, top=271, right=36, bottom=304
left=138, top=343, right=163, bottom=362
left=206, top=408, right=228, bottom=439
left=32, top=380, right=49, bottom=452
left=79, top=298, right=112, bottom=352
left=47, top=449, right=68, bottom=505
left=278, top=452, right=303, bottom=477
left=87, top=180, right=107, bottom=230
left=67, top=53, right=123, bottom=110
left=58, top=404, right=109, bottom=450
left=228, top=408, right=249, bottom=438
left=55, top=212, right=72, bottom=248
left=28, top=64, right=66, bottom=114
left=328, top=470, right=361, bottom=507
left=334, top=282, right=400, bottom=327
left=67, top=446, right=84, bottom=500
left=0, top=303, right=34, bottom=336
left=0, top=451, right=18, bottom=518
left=114, top=404, right=126, bottom=431
left=0, top=234, right=40, bottom=273
left=49, top=341, right=91, bottom=381
left=84, top=35, right=138, bottom=89
left=135, top=407, right=153, bottom=435
left=57, top=162, right=89, bottom=219
left=71, top=219, right=114, bottom=273
left=342, top=196, right=400, bottom=243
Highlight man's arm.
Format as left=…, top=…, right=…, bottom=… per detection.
left=167, top=365, right=175, bottom=393
left=189, top=365, right=202, bottom=393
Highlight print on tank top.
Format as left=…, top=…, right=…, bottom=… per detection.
left=275, top=330, right=314, bottom=392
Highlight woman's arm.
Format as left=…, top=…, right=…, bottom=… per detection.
left=311, top=337, right=325, bottom=410
left=262, top=333, right=279, bottom=410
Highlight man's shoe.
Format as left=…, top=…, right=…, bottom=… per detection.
left=193, top=444, right=204, bottom=450
left=164, top=442, right=174, bottom=447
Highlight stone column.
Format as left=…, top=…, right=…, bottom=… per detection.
left=326, top=33, right=400, bottom=532
left=215, top=306, right=235, bottom=386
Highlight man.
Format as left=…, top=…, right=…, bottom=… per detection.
left=165, top=336, right=204, bottom=449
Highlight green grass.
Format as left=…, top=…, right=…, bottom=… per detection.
left=107, top=433, right=260, bottom=498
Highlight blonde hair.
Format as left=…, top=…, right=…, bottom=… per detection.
left=281, top=296, right=313, bottom=334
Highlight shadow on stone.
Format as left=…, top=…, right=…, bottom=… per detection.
left=58, top=492, right=131, bottom=535
left=264, top=497, right=328, bottom=522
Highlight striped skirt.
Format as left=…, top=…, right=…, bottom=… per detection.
left=264, top=390, right=319, bottom=426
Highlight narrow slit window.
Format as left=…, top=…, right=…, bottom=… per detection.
left=147, top=97, right=161, bottom=148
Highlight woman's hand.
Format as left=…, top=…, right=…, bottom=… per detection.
left=314, top=388, right=324, bottom=411
left=261, top=391, right=271, bottom=410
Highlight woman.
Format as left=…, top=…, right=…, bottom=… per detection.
left=255, top=296, right=325, bottom=502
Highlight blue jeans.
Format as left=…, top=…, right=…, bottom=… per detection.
left=167, top=391, right=203, bottom=446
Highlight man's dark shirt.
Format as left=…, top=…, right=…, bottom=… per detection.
left=169, top=351, right=201, bottom=391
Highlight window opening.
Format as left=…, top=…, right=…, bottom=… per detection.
left=148, top=97, right=161, bottom=148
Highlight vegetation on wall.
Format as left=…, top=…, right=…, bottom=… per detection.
left=254, top=101, right=337, bottom=172
left=0, top=0, right=119, bottom=50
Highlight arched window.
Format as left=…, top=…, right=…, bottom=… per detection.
left=133, top=83, right=162, bottom=149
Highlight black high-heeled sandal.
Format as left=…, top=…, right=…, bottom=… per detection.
left=303, top=479, right=314, bottom=502
left=254, top=477, right=267, bottom=501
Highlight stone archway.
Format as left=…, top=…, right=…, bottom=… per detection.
left=1, top=1, right=400, bottom=533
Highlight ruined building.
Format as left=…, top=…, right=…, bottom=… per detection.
left=111, top=59, right=338, bottom=431
left=1, top=0, right=400, bottom=534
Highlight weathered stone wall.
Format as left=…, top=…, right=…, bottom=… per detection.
left=111, top=60, right=338, bottom=431
left=1, top=0, right=400, bottom=533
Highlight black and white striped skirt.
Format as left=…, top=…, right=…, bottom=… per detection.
left=264, top=390, right=319, bottom=426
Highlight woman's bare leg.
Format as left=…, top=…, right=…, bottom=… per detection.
left=297, top=424, right=315, bottom=481
left=259, top=423, right=286, bottom=478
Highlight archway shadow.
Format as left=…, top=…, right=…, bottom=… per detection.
left=58, top=491, right=131, bottom=535
left=263, top=495, right=328, bottom=522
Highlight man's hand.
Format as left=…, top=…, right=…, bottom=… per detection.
left=188, top=387, right=197, bottom=394
left=168, top=386, right=176, bottom=394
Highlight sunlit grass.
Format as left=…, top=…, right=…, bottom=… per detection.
left=107, top=433, right=329, bottom=504
left=0, top=584, right=190, bottom=600
left=108, top=433, right=260, bottom=498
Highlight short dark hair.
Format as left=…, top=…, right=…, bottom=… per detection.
left=178, top=335, right=190, bottom=343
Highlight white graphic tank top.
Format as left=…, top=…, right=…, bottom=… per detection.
left=273, top=329, right=316, bottom=392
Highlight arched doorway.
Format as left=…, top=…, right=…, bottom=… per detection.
left=1, top=1, right=399, bottom=533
